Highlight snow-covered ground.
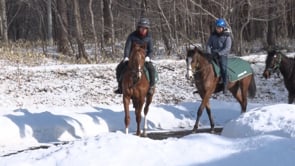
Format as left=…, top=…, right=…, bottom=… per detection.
left=0, top=52, right=295, bottom=165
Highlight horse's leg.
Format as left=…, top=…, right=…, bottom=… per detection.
left=135, top=98, right=145, bottom=136
left=142, top=94, right=153, bottom=137
left=193, top=92, right=212, bottom=133
left=240, top=79, right=252, bottom=113
left=230, top=83, right=244, bottom=113
left=123, top=96, right=131, bottom=134
left=205, top=103, right=215, bottom=133
left=231, top=81, right=248, bottom=113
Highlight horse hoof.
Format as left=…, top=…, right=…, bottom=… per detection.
left=192, top=127, right=198, bottom=133
left=141, top=132, right=147, bottom=137
left=210, top=129, right=215, bottom=134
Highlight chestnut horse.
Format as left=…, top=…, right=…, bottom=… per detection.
left=263, top=50, right=295, bottom=104
left=186, top=47, right=256, bottom=133
left=122, top=43, right=155, bottom=136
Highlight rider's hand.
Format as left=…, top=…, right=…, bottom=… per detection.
left=123, top=57, right=129, bottom=62
left=145, top=56, right=151, bottom=62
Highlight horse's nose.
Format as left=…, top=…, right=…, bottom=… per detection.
left=185, top=74, right=193, bottom=80
left=186, top=70, right=193, bottom=80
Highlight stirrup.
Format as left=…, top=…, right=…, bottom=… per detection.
left=148, top=86, right=155, bottom=95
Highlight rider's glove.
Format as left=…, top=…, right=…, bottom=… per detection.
left=145, top=56, right=151, bottom=62
left=123, top=57, right=129, bottom=62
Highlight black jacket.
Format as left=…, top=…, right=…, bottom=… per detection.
left=124, top=30, right=153, bottom=58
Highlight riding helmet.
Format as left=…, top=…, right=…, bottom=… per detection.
left=215, top=18, right=226, bottom=28
left=137, top=17, right=150, bottom=28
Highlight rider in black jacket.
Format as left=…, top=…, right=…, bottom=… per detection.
left=114, top=17, right=156, bottom=95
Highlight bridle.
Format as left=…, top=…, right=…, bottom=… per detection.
left=128, top=49, right=145, bottom=84
left=266, top=53, right=282, bottom=74
left=186, top=50, right=212, bottom=80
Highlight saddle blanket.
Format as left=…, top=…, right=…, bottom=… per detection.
left=144, top=66, right=159, bottom=83
left=212, top=57, right=253, bottom=82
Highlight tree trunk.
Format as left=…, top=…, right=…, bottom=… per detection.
left=56, top=0, right=71, bottom=55
left=103, top=0, right=114, bottom=55
left=157, top=0, right=173, bottom=56
left=0, top=0, right=8, bottom=42
left=267, top=0, right=276, bottom=47
left=100, top=0, right=105, bottom=57
left=47, top=0, right=53, bottom=45
left=109, top=0, right=115, bottom=55
left=140, top=0, right=147, bottom=17
left=73, top=0, right=90, bottom=63
left=89, top=0, right=98, bottom=62
left=239, top=0, right=251, bottom=55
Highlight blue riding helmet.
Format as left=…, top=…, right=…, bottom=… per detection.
left=215, top=18, right=226, bottom=28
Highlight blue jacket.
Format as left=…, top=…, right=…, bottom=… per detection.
left=206, top=31, right=232, bottom=56
left=124, top=30, right=153, bottom=58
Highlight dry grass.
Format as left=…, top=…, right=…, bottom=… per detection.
left=0, top=41, right=49, bottom=66
left=0, top=41, right=124, bottom=66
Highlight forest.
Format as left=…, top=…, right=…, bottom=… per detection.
left=0, top=0, right=294, bottom=62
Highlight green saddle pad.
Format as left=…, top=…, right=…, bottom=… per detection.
left=144, top=65, right=159, bottom=84
left=212, top=57, right=253, bottom=82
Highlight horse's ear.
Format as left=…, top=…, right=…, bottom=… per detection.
left=186, top=43, right=190, bottom=51
left=194, top=46, right=199, bottom=52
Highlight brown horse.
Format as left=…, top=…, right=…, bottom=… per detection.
left=263, top=50, right=295, bottom=104
left=122, top=43, right=155, bottom=136
left=186, top=47, right=256, bottom=133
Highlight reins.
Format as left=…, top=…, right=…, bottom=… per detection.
left=268, top=53, right=282, bottom=70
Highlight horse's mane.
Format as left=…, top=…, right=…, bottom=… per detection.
left=188, top=46, right=212, bottom=62
left=129, top=43, right=146, bottom=60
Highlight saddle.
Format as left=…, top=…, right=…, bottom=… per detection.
left=211, top=57, right=253, bottom=82
left=119, top=63, right=159, bottom=84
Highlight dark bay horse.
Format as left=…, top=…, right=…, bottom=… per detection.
left=263, top=50, right=295, bottom=104
left=186, top=47, right=256, bottom=133
left=122, top=43, right=155, bottom=136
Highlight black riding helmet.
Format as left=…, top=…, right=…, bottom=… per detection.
left=137, top=17, right=150, bottom=28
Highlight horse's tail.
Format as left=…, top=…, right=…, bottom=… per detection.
left=248, top=73, right=256, bottom=98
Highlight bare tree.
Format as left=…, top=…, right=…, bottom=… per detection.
left=100, top=0, right=105, bottom=58
left=156, top=0, right=174, bottom=55
left=0, top=0, right=8, bottom=42
left=89, top=0, right=98, bottom=61
left=267, top=0, right=276, bottom=47
left=239, top=0, right=252, bottom=55
left=56, top=0, right=71, bottom=55
left=47, top=0, right=53, bottom=45
left=103, top=0, right=115, bottom=55
left=73, top=0, right=90, bottom=63
left=3, top=0, right=295, bottom=58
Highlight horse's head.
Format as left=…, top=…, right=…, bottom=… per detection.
left=185, top=46, right=204, bottom=80
left=263, top=50, right=282, bottom=79
left=128, top=43, right=146, bottom=80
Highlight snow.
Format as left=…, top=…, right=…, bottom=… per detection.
left=0, top=53, right=295, bottom=166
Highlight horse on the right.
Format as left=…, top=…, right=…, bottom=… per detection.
left=263, top=50, right=295, bottom=104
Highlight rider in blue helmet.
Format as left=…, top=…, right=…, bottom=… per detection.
left=206, top=18, right=232, bottom=95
